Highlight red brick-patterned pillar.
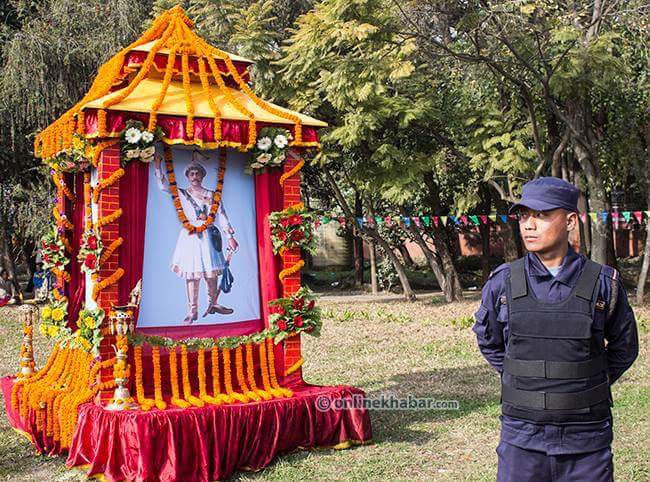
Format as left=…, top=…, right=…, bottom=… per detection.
left=280, top=154, right=303, bottom=384
left=95, top=146, right=122, bottom=403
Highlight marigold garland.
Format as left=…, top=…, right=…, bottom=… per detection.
left=52, top=174, right=76, bottom=202
left=181, top=51, right=195, bottom=139
left=148, top=44, right=178, bottom=131
left=266, top=338, right=293, bottom=397
left=197, top=57, right=222, bottom=141
left=96, top=207, right=123, bottom=228
left=257, top=341, right=282, bottom=398
left=235, top=345, right=260, bottom=402
left=180, top=345, right=204, bottom=407
left=134, top=346, right=155, bottom=411
left=279, top=259, right=305, bottom=282
left=97, top=109, right=107, bottom=137
left=221, top=348, right=248, bottom=403
left=245, top=343, right=272, bottom=400
left=93, top=168, right=125, bottom=203
left=150, top=346, right=167, bottom=410
left=83, top=172, right=92, bottom=230
left=168, top=348, right=191, bottom=408
left=284, top=357, right=304, bottom=376
left=163, top=145, right=226, bottom=234
left=99, top=237, right=124, bottom=266
left=92, top=139, right=120, bottom=167
left=92, top=267, right=124, bottom=301
left=211, top=347, right=233, bottom=404
left=278, top=157, right=305, bottom=186
left=53, top=207, right=74, bottom=231
left=51, top=267, right=72, bottom=283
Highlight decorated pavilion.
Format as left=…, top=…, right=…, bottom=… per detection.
left=1, top=7, right=371, bottom=481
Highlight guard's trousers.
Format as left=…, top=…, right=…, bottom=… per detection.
left=496, top=441, right=614, bottom=482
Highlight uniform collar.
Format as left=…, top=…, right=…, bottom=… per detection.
left=526, top=245, right=583, bottom=286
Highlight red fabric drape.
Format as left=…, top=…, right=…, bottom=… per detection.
left=118, top=161, right=149, bottom=305
left=255, top=169, right=284, bottom=327
left=83, top=110, right=321, bottom=147
left=66, top=382, right=372, bottom=482
left=67, top=174, right=86, bottom=327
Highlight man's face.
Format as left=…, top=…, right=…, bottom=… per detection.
left=517, top=207, right=576, bottom=253
left=187, top=169, right=204, bottom=187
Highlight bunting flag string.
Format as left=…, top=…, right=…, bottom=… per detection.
left=316, top=210, right=650, bottom=229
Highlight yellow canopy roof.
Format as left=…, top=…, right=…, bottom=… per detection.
left=129, top=40, right=254, bottom=65
left=35, top=5, right=325, bottom=159
left=82, top=78, right=326, bottom=127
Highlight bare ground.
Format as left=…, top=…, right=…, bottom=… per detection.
left=0, top=294, right=647, bottom=481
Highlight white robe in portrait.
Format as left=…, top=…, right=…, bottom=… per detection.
left=155, top=165, right=233, bottom=280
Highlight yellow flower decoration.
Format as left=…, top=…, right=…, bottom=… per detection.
left=39, top=324, right=48, bottom=336
left=47, top=325, right=59, bottom=338
left=41, top=306, right=52, bottom=319
left=51, top=308, right=65, bottom=322
left=84, top=316, right=96, bottom=329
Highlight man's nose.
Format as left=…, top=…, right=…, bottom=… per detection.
left=523, top=217, right=536, bottom=230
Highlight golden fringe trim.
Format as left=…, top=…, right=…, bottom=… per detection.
left=284, top=357, right=304, bottom=377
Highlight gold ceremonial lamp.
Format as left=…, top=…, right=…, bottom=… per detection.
left=105, top=281, right=141, bottom=411
left=18, top=305, right=37, bottom=377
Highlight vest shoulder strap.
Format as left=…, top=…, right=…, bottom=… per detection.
left=575, top=259, right=602, bottom=301
left=509, top=257, right=527, bottom=299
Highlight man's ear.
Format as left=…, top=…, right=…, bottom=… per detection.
left=566, top=211, right=578, bottom=232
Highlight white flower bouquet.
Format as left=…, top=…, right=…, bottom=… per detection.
left=247, top=127, right=293, bottom=174
left=120, top=120, right=163, bottom=165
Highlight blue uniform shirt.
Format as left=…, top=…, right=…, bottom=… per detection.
left=473, top=247, right=639, bottom=455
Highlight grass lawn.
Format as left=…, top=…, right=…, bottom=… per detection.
left=0, top=295, right=647, bottom=481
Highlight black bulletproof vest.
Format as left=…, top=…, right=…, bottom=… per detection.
left=501, top=257, right=612, bottom=424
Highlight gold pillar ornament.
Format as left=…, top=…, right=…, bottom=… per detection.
left=18, top=305, right=37, bottom=377
left=105, top=305, right=138, bottom=411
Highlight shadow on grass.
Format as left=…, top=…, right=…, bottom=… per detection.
left=364, top=364, right=500, bottom=445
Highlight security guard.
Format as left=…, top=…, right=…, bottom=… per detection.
left=473, top=177, right=639, bottom=481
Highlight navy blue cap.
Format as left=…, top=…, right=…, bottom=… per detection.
left=509, top=177, right=579, bottom=214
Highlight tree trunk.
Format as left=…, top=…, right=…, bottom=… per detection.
left=636, top=192, right=650, bottom=305
left=422, top=172, right=463, bottom=300
left=352, top=192, right=364, bottom=286
left=398, top=243, right=415, bottom=267
left=478, top=185, right=492, bottom=282
left=323, top=169, right=416, bottom=300
left=369, top=239, right=378, bottom=295
left=0, top=214, right=21, bottom=301
left=401, top=208, right=457, bottom=301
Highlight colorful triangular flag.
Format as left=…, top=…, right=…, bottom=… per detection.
left=633, top=211, right=643, bottom=224
left=500, top=214, right=508, bottom=224
left=433, top=216, right=440, bottom=227
left=422, top=215, right=431, bottom=227
left=441, top=216, right=448, bottom=226
left=589, top=212, right=597, bottom=223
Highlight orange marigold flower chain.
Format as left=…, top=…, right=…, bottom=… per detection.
left=163, top=144, right=226, bottom=234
